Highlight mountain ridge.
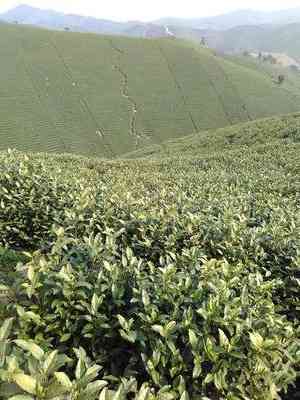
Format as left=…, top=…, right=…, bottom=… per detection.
left=2, top=5, right=300, bottom=37
left=0, top=4, right=172, bottom=37
left=154, top=8, right=300, bottom=30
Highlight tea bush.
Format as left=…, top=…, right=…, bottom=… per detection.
left=0, top=143, right=299, bottom=399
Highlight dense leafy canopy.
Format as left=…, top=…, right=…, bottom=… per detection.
left=0, top=115, right=299, bottom=399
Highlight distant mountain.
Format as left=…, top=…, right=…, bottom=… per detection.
left=193, top=24, right=300, bottom=61
left=155, top=8, right=300, bottom=30
left=2, top=4, right=300, bottom=60
left=0, top=4, right=172, bottom=37
left=4, top=5, right=300, bottom=37
left=0, top=4, right=130, bottom=34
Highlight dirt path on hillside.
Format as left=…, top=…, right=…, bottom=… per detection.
left=108, top=39, right=143, bottom=149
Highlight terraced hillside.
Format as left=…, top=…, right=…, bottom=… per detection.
left=2, top=23, right=300, bottom=157
left=123, top=112, right=300, bottom=158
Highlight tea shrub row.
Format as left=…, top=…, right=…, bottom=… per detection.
left=0, top=144, right=299, bottom=399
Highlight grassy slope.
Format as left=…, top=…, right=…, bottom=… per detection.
left=122, top=112, right=300, bottom=158
left=226, top=54, right=300, bottom=96
left=1, top=23, right=300, bottom=157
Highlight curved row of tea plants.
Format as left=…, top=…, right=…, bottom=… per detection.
left=123, top=112, right=300, bottom=159
left=0, top=142, right=299, bottom=399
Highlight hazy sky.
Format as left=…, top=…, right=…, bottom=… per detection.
left=1, top=0, right=300, bottom=21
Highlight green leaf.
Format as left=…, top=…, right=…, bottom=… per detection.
left=203, top=373, right=214, bottom=386
left=0, top=318, right=14, bottom=341
left=8, top=396, right=34, bottom=400
left=83, top=365, right=102, bottom=384
left=14, top=340, right=44, bottom=361
left=91, top=293, right=101, bottom=315
left=112, top=384, right=125, bottom=400
left=60, top=333, right=71, bottom=343
left=27, top=265, right=35, bottom=283
left=43, top=350, right=59, bottom=375
left=180, top=391, right=189, bottom=400
left=188, top=329, right=198, bottom=349
left=13, top=374, right=37, bottom=395
left=99, top=387, right=110, bottom=400
left=136, top=383, right=150, bottom=400
left=165, top=321, right=176, bottom=336
left=120, top=330, right=137, bottom=343
left=55, top=372, right=73, bottom=389
left=142, top=290, right=150, bottom=307
left=75, top=357, right=86, bottom=380
left=84, top=380, right=108, bottom=396
left=151, top=325, right=165, bottom=337
left=249, top=332, right=264, bottom=351
left=45, top=381, right=69, bottom=399
left=117, top=315, right=127, bottom=330
left=192, top=362, right=202, bottom=379
left=218, top=329, right=230, bottom=350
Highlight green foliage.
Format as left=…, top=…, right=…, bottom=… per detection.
left=123, top=113, right=300, bottom=159
left=0, top=244, right=299, bottom=399
left=0, top=248, right=27, bottom=271
left=0, top=142, right=299, bottom=399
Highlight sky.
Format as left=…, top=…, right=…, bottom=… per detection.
left=1, top=0, right=300, bottom=21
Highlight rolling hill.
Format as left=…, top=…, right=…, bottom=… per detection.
left=122, top=112, right=300, bottom=158
left=201, top=24, right=300, bottom=61
left=1, top=23, right=300, bottom=157
left=160, top=24, right=300, bottom=63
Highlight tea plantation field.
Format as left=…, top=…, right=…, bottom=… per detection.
left=2, top=22, right=300, bottom=157
left=123, top=112, right=300, bottom=158
left=0, top=113, right=299, bottom=399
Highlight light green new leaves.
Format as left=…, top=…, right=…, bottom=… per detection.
left=13, top=374, right=36, bottom=395
left=14, top=340, right=44, bottom=361
left=151, top=322, right=176, bottom=338
left=249, top=332, right=264, bottom=351
left=0, top=318, right=14, bottom=341
left=54, top=372, right=72, bottom=389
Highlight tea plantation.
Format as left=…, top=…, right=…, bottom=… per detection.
left=123, top=112, right=300, bottom=158
left=2, top=22, right=300, bottom=157
left=0, top=112, right=299, bottom=399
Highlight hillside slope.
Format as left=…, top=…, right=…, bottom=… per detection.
left=202, top=24, right=300, bottom=60
left=123, top=112, right=300, bottom=158
left=1, top=23, right=300, bottom=157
